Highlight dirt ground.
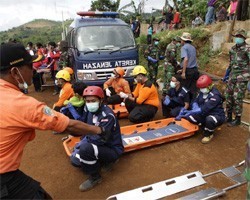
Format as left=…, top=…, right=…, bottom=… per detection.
left=20, top=86, right=249, bottom=200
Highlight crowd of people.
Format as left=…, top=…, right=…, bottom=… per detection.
left=0, top=3, right=249, bottom=198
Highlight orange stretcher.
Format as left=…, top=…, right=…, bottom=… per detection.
left=108, top=104, right=129, bottom=118
left=63, top=118, right=198, bottom=156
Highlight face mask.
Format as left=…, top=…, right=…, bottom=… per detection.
left=154, top=41, right=159, bottom=46
left=235, top=37, right=244, bottom=45
left=86, top=102, right=99, bottom=113
left=12, top=67, right=28, bottom=90
left=134, top=78, right=138, bottom=84
left=176, top=43, right=181, bottom=47
left=55, top=80, right=58, bottom=85
left=200, top=88, right=209, bottom=94
left=170, top=81, right=176, bottom=88
left=111, top=73, right=115, bottom=78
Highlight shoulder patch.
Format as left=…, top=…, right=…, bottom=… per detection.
left=43, top=106, right=54, bottom=116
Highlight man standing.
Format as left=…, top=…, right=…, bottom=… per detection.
left=205, top=0, right=218, bottom=25
left=225, top=29, right=250, bottom=126
left=179, top=32, right=199, bottom=99
left=133, top=16, right=141, bottom=38
left=0, top=43, right=109, bottom=199
left=163, top=36, right=181, bottom=94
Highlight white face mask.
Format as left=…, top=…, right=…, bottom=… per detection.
left=134, top=78, right=138, bottom=84
left=55, top=79, right=58, bottom=85
left=111, top=73, right=115, bottom=78
left=12, top=67, right=28, bottom=90
left=200, top=88, right=209, bottom=94
left=170, top=81, right=176, bottom=88
left=86, top=102, right=100, bottom=113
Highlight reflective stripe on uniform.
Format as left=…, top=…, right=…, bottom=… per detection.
left=189, top=115, right=197, bottom=123
left=208, top=115, right=218, bottom=124
left=75, top=143, right=99, bottom=165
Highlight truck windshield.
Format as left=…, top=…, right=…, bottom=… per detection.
left=76, top=25, right=136, bottom=52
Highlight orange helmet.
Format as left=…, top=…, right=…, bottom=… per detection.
left=63, top=67, right=74, bottom=75
left=83, top=86, right=104, bottom=98
left=114, top=67, right=125, bottom=77
left=196, top=75, right=212, bottom=88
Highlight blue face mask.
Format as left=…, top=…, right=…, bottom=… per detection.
left=86, top=102, right=99, bottom=113
left=235, top=37, right=244, bottom=45
left=154, top=41, right=159, bottom=46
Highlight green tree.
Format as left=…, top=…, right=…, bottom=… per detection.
left=90, top=0, right=120, bottom=11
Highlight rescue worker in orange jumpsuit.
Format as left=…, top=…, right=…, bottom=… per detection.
left=103, top=66, right=131, bottom=105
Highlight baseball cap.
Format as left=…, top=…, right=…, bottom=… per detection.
left=0, top=43, right=39, bottom=71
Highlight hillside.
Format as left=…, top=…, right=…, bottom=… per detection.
left=0, top=19, right=73, bottom=45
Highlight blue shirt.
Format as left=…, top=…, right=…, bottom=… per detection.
left=181, top=43, right=198, bottom=69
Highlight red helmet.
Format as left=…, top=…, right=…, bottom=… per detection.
left=115, top=67, right=125, bottom=77
left=196, top=75, right=212, bottom=88
left=83, top=86, right=104, bottom=98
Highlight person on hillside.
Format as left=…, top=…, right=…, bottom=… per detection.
left=119, top=65, right=159, bottom=123
left=53, top=69, right=74, bottom=112
left=192, top=13, right=204, bottom=28
left=144, top=37, right=165, bottom=84
left=26, top=42, right=35, bottom=56
left=0, top=43, right=110, bottom=199
left=228, top=0, right=238, bottom=20
left=171, top=8, right=181, bottom=29
left=163, top=36, right=181, bottom=94
left=162, top=74, right=190, bottom=118
left=224, top=29, right=250, bottom=127
left=147, top=23, right=154, bottom=44
left=205, top=0, right=218, bottom=25
left=133, top=16, right=141, bottom=38
left=178, top=32, right=199, bottom=100
left=70, top=86, right=124, bottom=192
left=181, top=75, right=225, bottom=144
left=60, top=81, right=87, bottom=120
left=163, top=6, right=174, bottom=30
left=217, top=3, right=228, bottom=22
left=103, top=66, right=131, bottom=105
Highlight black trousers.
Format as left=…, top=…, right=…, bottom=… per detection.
left=181, top=67, right=199, bottom=99
left=33, top=70, right=44, bottom=91
left=125, top=99, right=158, bottom=123
left=0, top=170, right=52, bottom=199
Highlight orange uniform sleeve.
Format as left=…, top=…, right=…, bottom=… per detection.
left=132, top=83, right=141, bottom=98
left=135, top=86, right=151, bottom=104
left=54, top=83, right=74, bottom=107
left=103, top=78, right=114, bottom=90
left=121, top=79, right=131, bottom=94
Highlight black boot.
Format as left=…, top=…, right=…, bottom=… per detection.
left=228, top=116, right=241, bottom=127
left=226, top=112, right=232, bottom=123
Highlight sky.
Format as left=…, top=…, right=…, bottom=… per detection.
left=0, top=0, right=169, bottom=32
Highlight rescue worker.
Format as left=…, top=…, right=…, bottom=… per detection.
left=182, top=75, right=225, bottom=144
left=70, top=86, right=124, bottom=192
left=103, top=66, right=131, bottom=105
left=0, top=43, right=109, bottom=199
left=63, top=66, right=74, bottom=82
left=163, top=36, right=181, bottom=94
left=53, top=69, right=74, bottom=112
left=179, top=32, right=199, bottom=99
left=119, top=65, right=160, bottom=123
left=162, top=74, right=190, bottom=118
left=61, top=81, right=87, bottom=120
left=144, top=37, right=164, bottom=84
left=225, top=29, right=250, bottom=127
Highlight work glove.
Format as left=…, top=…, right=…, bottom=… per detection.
left=175, top=107, right=188, bottom=121
left=147, top=56, right=158, bottom=64
left=105, top=88, right=111, bottom=97
left=163, top=96, right=171, bottom=106
left=159, top=55, right=165, bottom=60
left=119, top=92, right=129, bottom=99
left=221, top=68, right=231, bottom=82
left=191, top=102, right=201, bottom=113
left=120, top=102, right=125, bottom=107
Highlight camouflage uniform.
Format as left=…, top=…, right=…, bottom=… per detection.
left=163, top=38, right=180, bottom=93
left=225, top=29, right=250, bottom=120
left=144, top=41, right=163, bottom=84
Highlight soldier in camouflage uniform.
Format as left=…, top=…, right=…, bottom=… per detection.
left=58, top=40, right=69, bottom=70
left=225, top=29, right=250, bottom=126
left=144, top=37, right=164, bottom=84
left=162, top=36, right=181, bottom=95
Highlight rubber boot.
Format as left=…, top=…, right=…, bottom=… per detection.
left=228, top=116, right=241, bottom=127
left=226, top=112, right=232, bottom=123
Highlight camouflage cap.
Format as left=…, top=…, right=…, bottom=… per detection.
left=232, top=29, right=247, bottom=39
left=173, top=36, right=181, bottom=42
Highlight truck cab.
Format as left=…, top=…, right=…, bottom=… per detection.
left=66, top=11, right=139, bottom=86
